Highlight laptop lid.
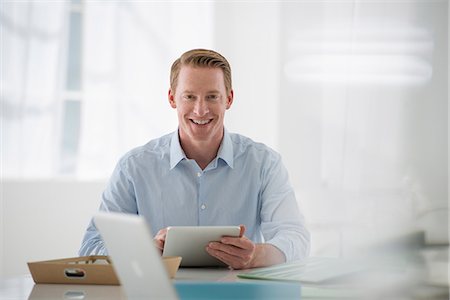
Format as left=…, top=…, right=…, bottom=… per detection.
left=94, top=212, right=179, bottom=300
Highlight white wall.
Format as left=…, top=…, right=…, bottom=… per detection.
left=1, top=180, right=106, bottom=277
left=278, top=0, right=448, bottom=256
left=215, top=2, right=281, bottom=150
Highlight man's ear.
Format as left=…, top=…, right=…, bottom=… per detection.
left=168, top=89, right=177, bottom=109
left=226, top=90, right=234, bottom=110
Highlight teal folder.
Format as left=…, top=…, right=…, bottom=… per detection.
left=175, top=281, right=301, bottom=300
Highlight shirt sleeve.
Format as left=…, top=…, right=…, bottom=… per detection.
left=78, top=159, right=138, bottom=256
left=259, top=152, right=310, bottom=262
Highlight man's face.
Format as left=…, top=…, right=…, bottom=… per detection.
left=168, top=66, right=233, bottom=144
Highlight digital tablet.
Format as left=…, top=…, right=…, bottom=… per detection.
left=162, top=226, right=241, bottom=267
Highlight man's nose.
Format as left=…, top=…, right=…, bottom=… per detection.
left=193, top=99, right=209, bottom=116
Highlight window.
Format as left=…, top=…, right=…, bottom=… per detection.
left=1, top=1, right=214, bottom=179
left=60, top=0, right=83, bottom=174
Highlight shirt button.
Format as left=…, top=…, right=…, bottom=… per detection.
left=197, top=172, right=202, bottom=177
left=200, top=204, right=206, bottom=210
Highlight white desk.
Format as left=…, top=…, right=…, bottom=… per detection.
left=0, top=268, right=249, bottom=300
left=3, top=268, right=442, bottom=300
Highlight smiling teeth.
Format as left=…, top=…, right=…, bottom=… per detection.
left=192, top=119, right=210, bottom=125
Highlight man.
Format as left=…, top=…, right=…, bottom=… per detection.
left=79, top=49, right=310, bottom=269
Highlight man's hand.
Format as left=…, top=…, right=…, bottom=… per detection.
left=157, top=225, right=286, bottom=268
left=205, top=225, right=257, bottom=269
left=206, top=225, right=286, bottom=269
left=154, top=228, right=168, bottom=253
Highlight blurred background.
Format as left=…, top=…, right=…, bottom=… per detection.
left=1, top=0, right=448, bottom=297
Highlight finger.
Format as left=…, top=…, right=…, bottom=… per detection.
left=206, top=247, right=248, bottom=270
left=155, top=228, right=168, bottom=242
left=220, top=236, right=254, bottom=250
left=154, top=228, right=168, bottom=252
left=205, top=247, right=231, bottom=266
left=239, top=224, right=246, bottom=238
left=154, top=237, right=165, bottom=247
left=156, top=228, right=168, bottom=237
left=208, top=242, right=253, bottom=258
left=154, top=239, right=164, bottom=253
left=155, top=235, right=166, bottom=243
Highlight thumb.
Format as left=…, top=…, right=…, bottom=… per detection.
left=239, top=224, right=246, bottom=238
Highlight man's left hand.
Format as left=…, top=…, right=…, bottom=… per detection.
left=205, top=225, right=257, bottom=269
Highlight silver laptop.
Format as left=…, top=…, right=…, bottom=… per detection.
left=94, top=212, right=178, bottom=300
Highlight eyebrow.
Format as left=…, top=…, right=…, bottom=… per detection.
left=181, top=90, right=221, bottom=94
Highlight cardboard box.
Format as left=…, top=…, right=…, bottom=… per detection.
left=28, top=255, right=181, bottom=285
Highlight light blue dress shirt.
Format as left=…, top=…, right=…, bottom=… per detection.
left=79, top=129, right=310, bottom=262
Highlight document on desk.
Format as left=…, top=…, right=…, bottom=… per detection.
left=238, top=257, right=364, bottom=283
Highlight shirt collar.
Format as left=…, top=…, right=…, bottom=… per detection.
left=217, top=129, right=234, bottom=169
left=170, top=131, right=187, bottom=170
left=169, top=129, right=234, bottom=170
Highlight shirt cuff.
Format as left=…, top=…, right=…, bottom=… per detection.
left=266, top=232, right=310, bottom=262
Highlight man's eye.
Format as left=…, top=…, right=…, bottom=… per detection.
left=207, top=95, right=219, bottom=100
left=184, top=95, right=195, bottom=100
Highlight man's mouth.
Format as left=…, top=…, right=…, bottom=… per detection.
left=190, top=119, right=212, bottom=125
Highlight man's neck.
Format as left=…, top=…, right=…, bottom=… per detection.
left=180, top=134, right=223, bottom=170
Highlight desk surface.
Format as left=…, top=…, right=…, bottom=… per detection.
left=0, top=268, right=260, bottom=300
left=1, top=267, right=435, bottom=300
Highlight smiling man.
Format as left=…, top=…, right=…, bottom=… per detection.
left=79, top=49, right=310, bottom=269
left=168, top=64, right=232, bottom=170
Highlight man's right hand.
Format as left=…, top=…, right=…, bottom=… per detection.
left=154, top=228, right=168, bottom=253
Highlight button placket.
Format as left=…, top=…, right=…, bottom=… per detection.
left=197, top=170, right=208, bottom=222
